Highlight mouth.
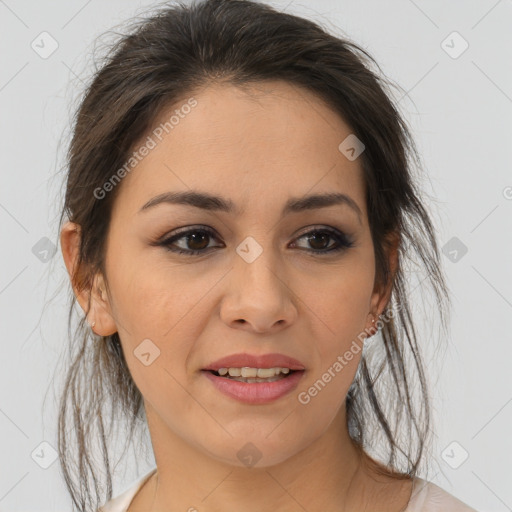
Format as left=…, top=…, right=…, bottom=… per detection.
left=204, top=367, right=300, bottom=383
left=201, top=367, right=306, bottom=404
left=200, top=353, right=306, bottom=403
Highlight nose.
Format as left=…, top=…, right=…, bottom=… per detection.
left=220, top=245, right=298, bottom=334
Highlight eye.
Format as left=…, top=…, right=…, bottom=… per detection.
left=154, top=225, right=354, bottom=256
left=157, top=226, right=222, bottom=255
left=290, top=227, right=355, bottom=254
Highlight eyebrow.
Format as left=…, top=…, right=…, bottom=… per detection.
left=139, top=190, right=362, bottom=224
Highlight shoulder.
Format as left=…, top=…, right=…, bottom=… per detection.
left=406, top=478, right=479, bottom=512
left=97, top=468, right=157, bottom=512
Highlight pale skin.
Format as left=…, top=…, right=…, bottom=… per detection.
left=61, top=80, right=412, bottom=511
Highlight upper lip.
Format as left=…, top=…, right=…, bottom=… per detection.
left=202, top=352, right=305, bottom=371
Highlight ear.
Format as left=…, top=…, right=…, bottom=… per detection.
left=367, top=231, right=400, bottom=335
left=60, top=221, right=117, bottom=336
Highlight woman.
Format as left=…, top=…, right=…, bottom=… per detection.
left=57, top=0, right=478, bottom=510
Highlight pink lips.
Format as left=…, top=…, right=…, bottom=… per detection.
left=202, top=352, right=306, bottom=372
left=203, top=369, right=305, bottom=404
left=201, top=352, right=306, bottom=404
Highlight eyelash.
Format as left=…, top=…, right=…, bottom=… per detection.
left=155, top=225, right=355, bottom=256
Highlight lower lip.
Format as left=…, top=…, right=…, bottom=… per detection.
left=202, top=370, right=305, bottom=404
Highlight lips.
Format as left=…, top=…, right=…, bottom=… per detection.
left=203, top=369, right=305, bottom=404
left=202, top=352, right=306, bottom=372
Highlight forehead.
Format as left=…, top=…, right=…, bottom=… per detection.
left=113, top=80, right=367, bottom=220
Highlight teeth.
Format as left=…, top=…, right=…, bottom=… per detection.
left=242, top=367, right=257, bottom=378
left=255, top=368, right=275, bottom=378
left=216, top=367, right=292, bottom=378
left=226, top=375, right=285, bottom=383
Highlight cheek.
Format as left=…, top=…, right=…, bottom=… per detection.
left=107, top=262, right=205, bottom=409
left=105, top=252, right=221, bottom=379
left=321, top=287, right=371, bottom=354
left=305, top=265, right=374, bottom=356
left=106, top=245, right=202, bottom=335
left=296, top=262, right=374, bottom=411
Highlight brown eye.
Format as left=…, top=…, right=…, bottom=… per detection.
left=306, top=231, right=331, bottom=251
left=184, top=231, right=211, bottom=251
left=291, top=228, right=354, bottom=255
left=159, top=227, right=222, bottom=255
left=156, top=226, right=354, bottom=257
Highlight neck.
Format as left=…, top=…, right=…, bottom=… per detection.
left=131, top=403, right=411, bottom=512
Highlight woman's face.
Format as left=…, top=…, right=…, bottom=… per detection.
left=83, top=80, right=391, bottom=467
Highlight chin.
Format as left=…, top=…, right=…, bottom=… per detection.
left=202, top=432, right=311, bottom=470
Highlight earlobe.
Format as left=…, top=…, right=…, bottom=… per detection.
left=368, top=231, right=400, bottom=333
left=60, top=221, right=118, bottom=336
left=88, top=273, right=118, bottom=337
left=60, top=221, right=87, bottom=307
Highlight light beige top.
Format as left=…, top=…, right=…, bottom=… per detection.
left=98, top=467, right=479, bottom=512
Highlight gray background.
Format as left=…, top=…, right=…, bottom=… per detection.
left=0, top=0, right=511, bottom=510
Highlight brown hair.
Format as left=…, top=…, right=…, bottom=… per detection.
left=54, top=1, right=451, bottom=510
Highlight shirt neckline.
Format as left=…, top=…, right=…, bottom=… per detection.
left=108, top=469, right=428, bottom=511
